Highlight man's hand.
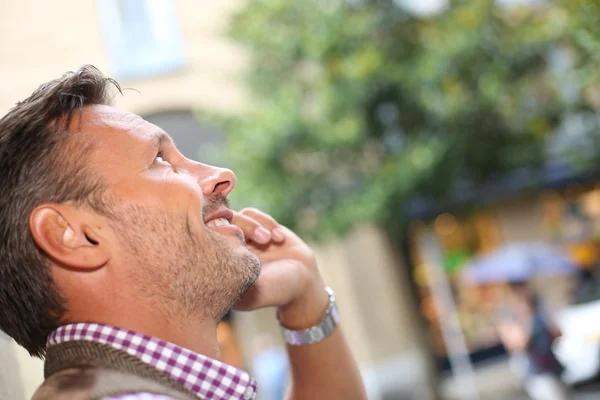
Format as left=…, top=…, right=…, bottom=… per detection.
left=231, top=208, right=329, bottom=329
left=232, top=207, right=368, bottom=400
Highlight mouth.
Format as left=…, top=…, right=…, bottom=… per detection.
left=204, top=209, right=234, bottom=228
left=206, top=217, right=231, bottom=228
left=204, top=208, right=244, bottom=241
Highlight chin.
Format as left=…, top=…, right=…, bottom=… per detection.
left=218, top=254, right=261, bottom=319
left=242, top=250, right=262, bottom=280
left=239, top=251, right=262, bottom=289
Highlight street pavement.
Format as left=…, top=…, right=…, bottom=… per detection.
left=509, top=381, right=600, bottom=400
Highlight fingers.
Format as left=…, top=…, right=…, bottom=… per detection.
left=232, top=212, right=271, bottom=245
left=237, top=208, right=286, bottom=243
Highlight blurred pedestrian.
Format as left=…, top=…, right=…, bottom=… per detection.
left=252, top=334, right=288, bottom=400
left=496, top=282, right=569, bottom=400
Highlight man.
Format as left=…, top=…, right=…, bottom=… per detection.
left=0, top=66, right=366, bottom=400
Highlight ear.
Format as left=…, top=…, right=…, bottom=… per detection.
left=29, top=203, right=110, bottom=270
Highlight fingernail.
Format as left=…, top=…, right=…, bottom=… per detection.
left=272, top=227, right=285, bottom=241
left=254, top=227, right=271, bottom=243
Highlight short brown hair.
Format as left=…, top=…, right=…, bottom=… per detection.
left=0, top=65, right=120, bottom=357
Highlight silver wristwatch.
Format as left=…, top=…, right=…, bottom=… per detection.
left=278, top=286, right=340, bottom=346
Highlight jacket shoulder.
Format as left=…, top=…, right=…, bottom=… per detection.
left=31, top=367, right=195, bottom=400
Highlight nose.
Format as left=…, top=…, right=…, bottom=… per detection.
left=196, top=164, right=237, bottom=197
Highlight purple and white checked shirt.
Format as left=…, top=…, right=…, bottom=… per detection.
left=47, top=323, right=258, bottom=400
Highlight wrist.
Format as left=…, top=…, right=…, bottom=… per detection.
left=277, top=277, right=329, bottom=330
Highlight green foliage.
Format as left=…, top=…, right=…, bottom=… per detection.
left=211, top=0, right=600, bottom=239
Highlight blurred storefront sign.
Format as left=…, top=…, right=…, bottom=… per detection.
left=410, top=212, right=504, bottom=361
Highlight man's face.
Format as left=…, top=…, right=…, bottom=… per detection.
left=76, top=105, right=261, bottom=321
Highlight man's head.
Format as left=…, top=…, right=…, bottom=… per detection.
left=0, top=66, right=260, bottom=358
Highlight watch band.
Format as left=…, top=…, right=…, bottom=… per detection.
left=278, top=286, right=340, bottom=346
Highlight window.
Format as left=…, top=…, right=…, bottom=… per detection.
left=97, top=0, right=185, bottom=79
left=143, top=110, right=225, bottom=163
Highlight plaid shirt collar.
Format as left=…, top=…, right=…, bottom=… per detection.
left=47, top=323, right=257, bottom=400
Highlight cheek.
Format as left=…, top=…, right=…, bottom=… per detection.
left=117, top=173, right=204, bottom=213
left=158, top=176, right=207, bottom=231
left=176, top=179, right=205, bottom=220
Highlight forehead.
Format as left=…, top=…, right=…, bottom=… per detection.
left=76, top=104, right=161, bottom=143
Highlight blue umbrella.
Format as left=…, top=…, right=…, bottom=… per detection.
left=461, top=242, right=578, bottom=284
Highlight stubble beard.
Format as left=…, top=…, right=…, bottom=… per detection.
left=108, top=203, right=261, bottom=323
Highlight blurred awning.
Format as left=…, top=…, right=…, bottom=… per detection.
left=404, top=160, right=600, bottom=221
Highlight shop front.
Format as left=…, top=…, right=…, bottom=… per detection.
left=406, top=180, right=600, bottom=374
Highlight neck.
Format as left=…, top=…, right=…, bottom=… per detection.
left=67, top=309, right=221, bottom=360
left=124, top=317, right=222, bottom=360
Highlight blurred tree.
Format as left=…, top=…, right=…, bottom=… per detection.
left=210, top=0, right=598, bottom=240
left=568, top=0, right=600, bottom=84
